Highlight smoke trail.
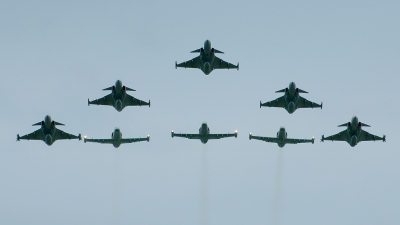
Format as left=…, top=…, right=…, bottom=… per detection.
left=113, top=149, right=120, bottom=224
left=271, top=150, right=284, bottom=225
left=200, top=145, right=209, bottom=225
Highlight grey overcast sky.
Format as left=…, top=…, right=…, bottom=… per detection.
left=1, top=1, right=400, bottom=225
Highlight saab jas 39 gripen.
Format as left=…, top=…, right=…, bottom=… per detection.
left=175, top=40, right=239, bottom=75
left=88, top=80, right=150, bottom=112
left=321, top=116, right=386, bottom=147
left=260, top=82, right=322, bottom=114
left=171, top=123, right=238, bottom=144
left=17, top=115, right=81, bottom=146
left=84, top=128, right=149, bottom=148
left=249, top=127, right=314, bottom=148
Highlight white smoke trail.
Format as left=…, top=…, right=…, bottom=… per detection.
left=271, top=150, right=284, bottom=225
left=200, top=145, right=209, bottom=225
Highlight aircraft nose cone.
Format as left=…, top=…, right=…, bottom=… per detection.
left=45, top=115, right=51, bottom=123
left=205, top=39, right=211, bottom=46
left=115, top=80, right=123, bottom=89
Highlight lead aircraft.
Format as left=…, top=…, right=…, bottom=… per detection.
left=17, top=115, right=81, bottom=146
left=321, top=116, right=386, bottom=147
left=260, top=82, right=322, bottom=114
left=88, top=80, right=150, bottom=112
left=175, top=40, right=239, bottom=75
left=84, top=128, right=149, bottom=148
left=171, top=123, right=238, bottom=144
left=249, top=127, right=314, bottom=148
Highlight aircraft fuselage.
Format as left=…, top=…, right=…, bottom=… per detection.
left=111, top=128, right=123, bottom=148
left=199, top=40, right=216, bottom=75
left=284, top=82, right=301, bottom=114
left=276, top=127, right=288, bottom=148
left=199, top=123, right=211, bottom=144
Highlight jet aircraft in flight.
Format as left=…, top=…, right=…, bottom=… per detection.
left=175, top=40, right=239, bottom=75
left=88, top=80, right=150, bottom=112
left=260, top=82, right=322, bottom=114
left=321, top=116, right=386, bottom=147
left=171, top=123, right=238, bottom=144
left=249, top=127, right=314, bottom=148
left=17, top=115, right=81, bottom=146
left=84, top=128, right=150, bottom=148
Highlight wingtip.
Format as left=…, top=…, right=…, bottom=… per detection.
left=175, top=61, right=177, bottom=69
left=149, top=100, right=151, bottom=107
left=88, top=98, right=90, bottom=106
left=237, top=63, right=239, bottom=71
left=321, top=102, right=323, bottom=109
left=16, top=134, right=20, bottom=141
left=78, top=134, right=82, bottom=141
left=383, top=135, right=386, bottom=142
left=171, top=130, right=174, bottom=138
left=312, top=137, right=315, bottom=144
left=320, top=135, right=324, bottom=142
left=147, top=135, right=150, bottom=142
left=260, top=101, right=261, bottom=108
left=249, top=133, right=252, bottom=140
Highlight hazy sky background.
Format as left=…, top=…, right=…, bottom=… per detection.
left=1, top=1, right=400, bottom=224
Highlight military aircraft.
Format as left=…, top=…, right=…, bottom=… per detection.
left=321, top=116, right=386, bottom=147
left=175, top=40, right=239, bottom=75
left=171, top=123, right=238, bottom=144
left=88, top=80, right=150, bottom=112
left=260, top=82, right=322, bottom=114
left=17, top=115, right=81, bottom=146
left=83, top=128, right=150, bottom=148
left=249, top=127, right=314, bottom=148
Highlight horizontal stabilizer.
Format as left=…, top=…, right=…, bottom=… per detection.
left=275, top=88, right=286, bottom=93
left=190, top=48, right=201, bottom=53
left=103, top=86, right=114, bottom=91
left=32, top=121, right=42, bottom=126
left=298, top=89, right=308, bottom=93
left=214, top=49, right=224, bottom=54
left=360, top=122, right=371, bottom=127
left=337, top=123, right=349, bottom=127
left=125, top=87, right=136, bottom=91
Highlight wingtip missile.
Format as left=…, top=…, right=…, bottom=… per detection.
left=249, top=133, right=252, bottom=140
left=312, top=137, right=315, bottom=144
left=171, top=130, right=174, bottom=138
left=321, top=102, right=323, bottom=109
left=78, top=134, right=82, bottom=141
left=88, top=98, right=90, bottom=106
left=17, top=134, right=20, bottom=141
left=175, top=61, right=177, bottom=69
left=147, top=135, right=150, bottom=142
left=234, top=130, right=238, bottom=138
left=383, top=135, right=386, bottom=142
left=321, top=135, right=324, bottom=142
left=83, top=136, right=87, bottom=143
left=260, top=101, right=261, bottom=108
left=149, top=100, right=151, bottom=107
left=237, top=63, right=239, bottom=70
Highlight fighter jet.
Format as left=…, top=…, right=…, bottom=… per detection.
left=171, top=123, right=238, bottom=144
left=321, top=116, right=386, bottom=147
left=17, top=115, right=81, bottom=146
left=260, top=82, right=322, bottom=114
left=83, top=128, right=150, bottom=148
left=88, top=80, right=150, bottom=112
left=249, top=127, right=314, bottom=148
left=175, top=40, right=239, bottom=75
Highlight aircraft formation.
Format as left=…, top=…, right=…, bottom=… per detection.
left=17, top=40, right=386, bottom=148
